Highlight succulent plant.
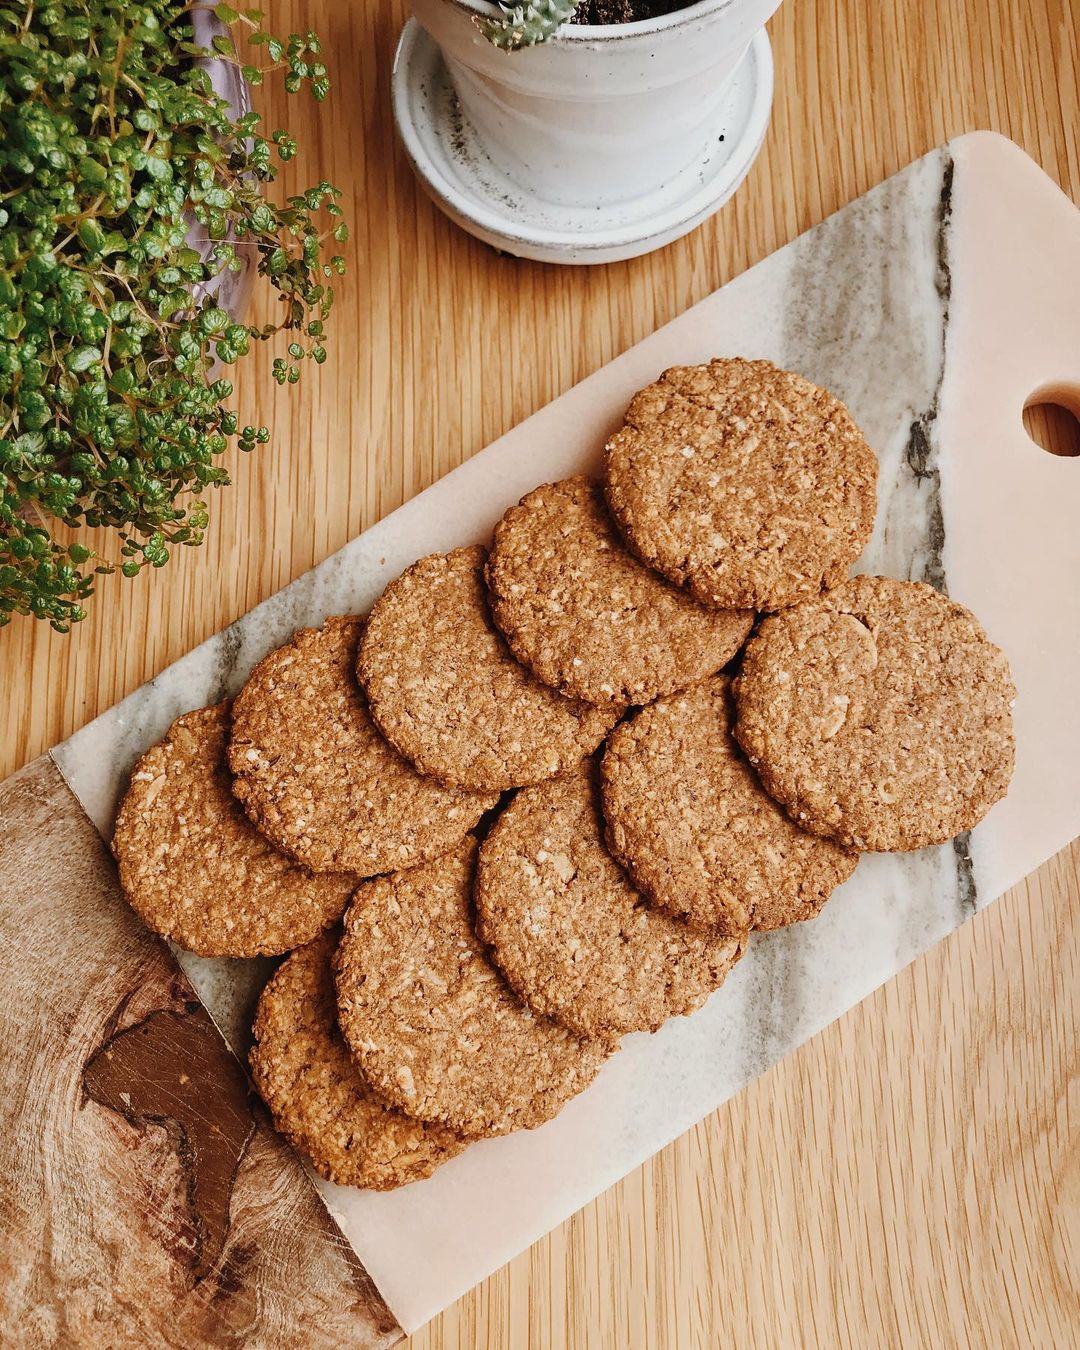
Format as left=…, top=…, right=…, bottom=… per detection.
left=476, top=0, right=579, bottom=50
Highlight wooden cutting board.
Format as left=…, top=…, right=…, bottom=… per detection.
left=2, top=132, right=1078, bottom=1345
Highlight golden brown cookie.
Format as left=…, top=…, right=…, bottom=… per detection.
left=334, top=837, right=609, bottom=1137
left=475, top=764, right=744, bottom=1039
left=113, top=703, right=355, bottom=958
left=601, top=676, right=858, bottom=933
left=604, top=358, right=878, bottom=611
left=733, top=576, right=1017, bottom=851
left=250, top=932, right=467, bottom=1190
left=357, top=546, right=619, bottom=792
left=228, top=616, right=497, bottom=875
left=485, top=476, right=754, bottom=706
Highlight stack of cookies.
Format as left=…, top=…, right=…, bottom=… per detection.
left=113, top=358, right=1017, bottom=1192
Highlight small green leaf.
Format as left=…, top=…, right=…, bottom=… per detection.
left=78, top=219, right=107, bottom=253
left=79, top=156, right=108, bottom=185
left=67, top=346, right=102, bottom=373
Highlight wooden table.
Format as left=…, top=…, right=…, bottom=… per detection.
left=2, top=1, right=1077, bottom=1344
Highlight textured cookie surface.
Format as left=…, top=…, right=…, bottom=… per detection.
left=475, top=764, right=744, bottom=1039
left=228, top=616, right=497, bottom=875
left=113, top=703, right=354, bottom=957
left=357, top=546, right=619, bottom=791
left=334, top=837, right=609, bottom=1137
left=486, top=476, right=754, bottom=706
left=250, top=932, right=466, bottom=1190
left=734, top=576, right=1016, bottom=851
left=604, top=358, right=878, bottom=611
left=601, top=677, right=858, bottom=933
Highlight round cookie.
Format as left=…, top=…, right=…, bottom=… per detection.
left=334, top=836, right=609, bottom=1137
left=475, top=764, right=744, bottom=1040
left=604, top=358, right=878, bottom=611
left=485, top=476, right=754, bottom=706
left=250, top=932, right=467, bottom=1190
left=357, top=546, right=619, bottom=792
left=601, top=676, right=858, bottom=934
left=228, top=616, right=497, bottom=875
left=733, top=576, right=1017, bottom=851
left=113, top=703, right=355, bottom=958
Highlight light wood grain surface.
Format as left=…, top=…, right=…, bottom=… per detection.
left=2, top=0, right=1077, bottom=1345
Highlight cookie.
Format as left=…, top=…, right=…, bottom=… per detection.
left=250, top=932, right=467, bottom=1190
left=334, top=836, right=609, bottom=1137
left=604, top=358, right=878, bottom=611
left=113, top=703, right=355, bottom=958
left=228, top=616, right=497, bottom=875
left=475, top=764, right=744, bottom=1039
left=485, top=476, right=754, bottom=706
left=733, top=576, right=1017, bottom=851
left=357, top=546, right=619, bottom=792
left=601, top=676, right=858, bottom=933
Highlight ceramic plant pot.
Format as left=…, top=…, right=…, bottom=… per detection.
left=190, top=3, right=254, bottom=318
left=409, top=0, right=783, bottom=209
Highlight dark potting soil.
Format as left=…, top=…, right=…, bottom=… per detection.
left=570, top=0, right=694, bottom=24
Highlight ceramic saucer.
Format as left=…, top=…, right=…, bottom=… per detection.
left=391, top=21, right=774, bottom=265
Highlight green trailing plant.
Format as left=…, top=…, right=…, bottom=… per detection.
left=0, top=1, right=346, bottom=630
left=477, top=0, right=579, bottom=50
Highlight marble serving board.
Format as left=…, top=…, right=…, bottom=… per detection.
left=42, top=133, right=1080, bottom=1335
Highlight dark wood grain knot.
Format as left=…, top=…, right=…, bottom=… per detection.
left=83, top=1005, right=256, bottom=1283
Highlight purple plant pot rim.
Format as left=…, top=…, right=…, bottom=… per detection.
left=189, top=2, right=254, bottom=322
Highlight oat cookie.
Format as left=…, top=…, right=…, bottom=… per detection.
left=733, top=576, right=1016, bottom=851
left=475, top=764, right=744, bottom=1039
left=229, top=616, right=497, bottom=875
left=357, top=546, right=619, bottom=792
left=601, top=676, right=858, bottom=933
left=485, top=476, right=754, bottom=706
left=113, top=703, right=355, bottom=957
left=250, top=932, right=467, bottom=1190
left=334, top=837, right=609, bottom=1137
left=604, top=358, right=878, bottom=611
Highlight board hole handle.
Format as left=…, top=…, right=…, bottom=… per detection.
left=1023, top=383, right=1080, bottom=458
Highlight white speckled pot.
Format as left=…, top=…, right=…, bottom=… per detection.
left=409, top=0, right=783, bottom=208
